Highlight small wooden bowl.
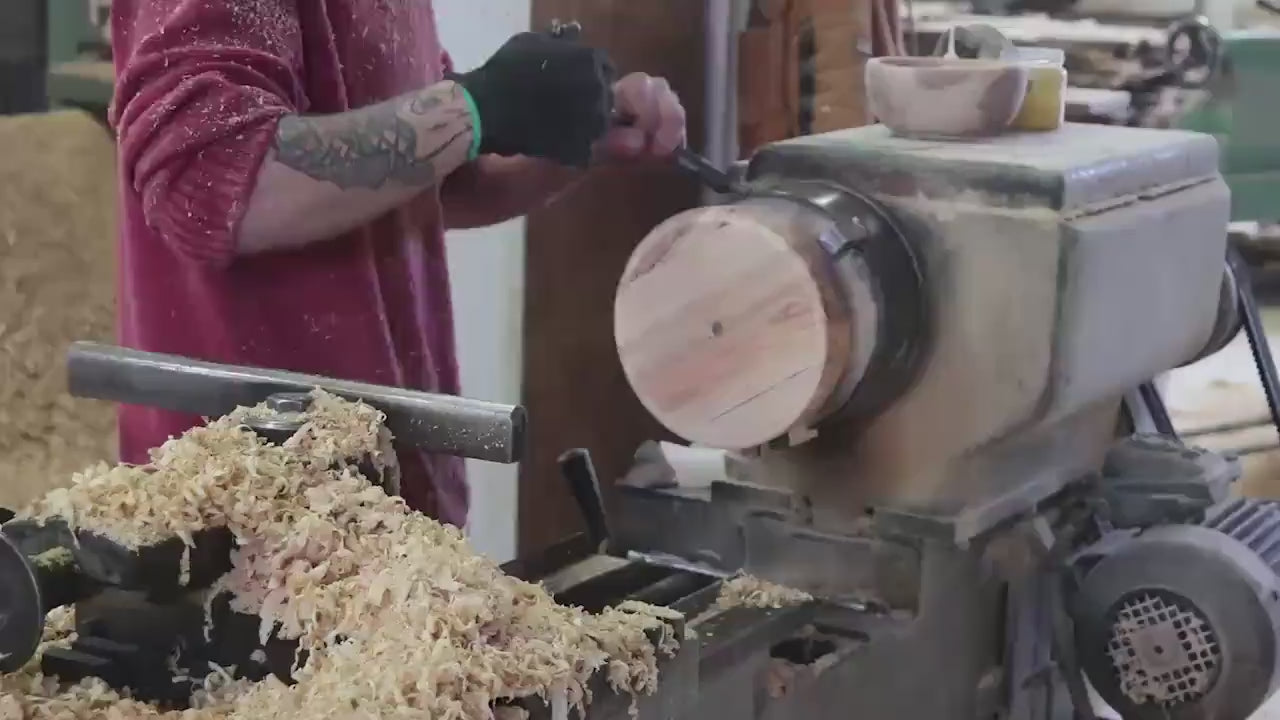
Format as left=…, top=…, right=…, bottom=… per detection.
left=866, top=56, right=1030, bottom=138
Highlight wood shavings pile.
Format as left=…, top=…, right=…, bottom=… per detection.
left=269, top=391, right=394, bottom=472
left=18, top=390, right=393, bottom=548
left=3, top=392, right=680, bottom=718
left=715, top=574, right=814, bottom=610
left=0, top=110, right=117, bottom=512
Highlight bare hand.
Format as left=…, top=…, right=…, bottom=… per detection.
left=598, top=72, right=686, bottom=161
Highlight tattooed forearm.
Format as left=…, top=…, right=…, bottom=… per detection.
left=274, top=81, right=474, bottom=190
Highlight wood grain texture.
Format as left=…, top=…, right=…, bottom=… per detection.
left=520, top=0, right=705, bottom=553
left=614, top=203, right=855, bottom=450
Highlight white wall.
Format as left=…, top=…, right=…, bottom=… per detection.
left=435, top=1, right=532, bottom=563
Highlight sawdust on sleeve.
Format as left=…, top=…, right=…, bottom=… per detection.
left=0, top=110, right=117, bottom=512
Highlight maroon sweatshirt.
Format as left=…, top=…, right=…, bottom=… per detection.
left=109, top=0, right=467, bottom=526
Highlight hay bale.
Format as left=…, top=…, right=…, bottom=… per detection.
left=0, top=110, right=116, bottom=510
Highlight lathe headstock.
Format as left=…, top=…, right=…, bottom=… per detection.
left=604, top=122, right=1280, bottom=720
left=616, top=122, right=1232, bottom=537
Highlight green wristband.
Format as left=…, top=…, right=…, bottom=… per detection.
left=458, top=85, right=483, bottom=161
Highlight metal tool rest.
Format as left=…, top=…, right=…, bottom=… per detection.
left=0, top=342, right=527, bottom=704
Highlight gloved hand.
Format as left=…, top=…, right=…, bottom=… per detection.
left=450, top=31, right=616, bottom=167
left=599, top=73, right=686, bottom=161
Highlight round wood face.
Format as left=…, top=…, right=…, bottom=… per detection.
left=615, top=205, right=841, bottom=450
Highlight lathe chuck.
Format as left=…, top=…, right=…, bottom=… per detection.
left=614, top=183, right=924, bottom=450
left=0, top=531, right=43, bottom=673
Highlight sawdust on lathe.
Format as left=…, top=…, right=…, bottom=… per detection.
left=21, top=390, right=394, bottom=549
left=0, top=110, right=117, bottom=512
left=716, top=574, right=814, bottom=610
left=4, top=393, right=681, bottom=718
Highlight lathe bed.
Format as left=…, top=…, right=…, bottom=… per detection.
left=0, top=363, right=694, bottom=718
left=0, top=357, right=835, bottom=720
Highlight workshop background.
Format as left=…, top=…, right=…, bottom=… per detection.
left=8, top=1, right=1280, bottom=718
left=3, top=0, right=1280, bottom=614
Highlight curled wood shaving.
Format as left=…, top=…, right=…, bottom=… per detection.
left=268, top=390, right=393, bottom=473
left=2, top=392, right=681, bottom=718
left=716, top=574, right=814, bottom=610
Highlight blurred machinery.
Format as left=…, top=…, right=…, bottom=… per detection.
left=45, top=0, right=113, bottom=120
left=1175, top=25, right=1280, bottom=261
left=904, top=1, right=1280, bottom=259
left=0, top=0, right=106, bottom=114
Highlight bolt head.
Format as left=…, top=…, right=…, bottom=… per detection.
left=266, top=392, right=312, bottom=415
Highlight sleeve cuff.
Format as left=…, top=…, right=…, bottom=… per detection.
left=141, top=108, right=286, bottom=268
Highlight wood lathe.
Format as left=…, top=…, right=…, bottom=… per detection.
left=1, top=122, right=1278, bottom=720
left=599, top=120, right=1280, bottom=720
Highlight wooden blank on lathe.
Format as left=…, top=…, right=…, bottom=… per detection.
left=614, top=202, right=855, bottom=450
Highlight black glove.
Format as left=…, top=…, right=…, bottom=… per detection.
left=450, top=32, right=616, bottom=167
